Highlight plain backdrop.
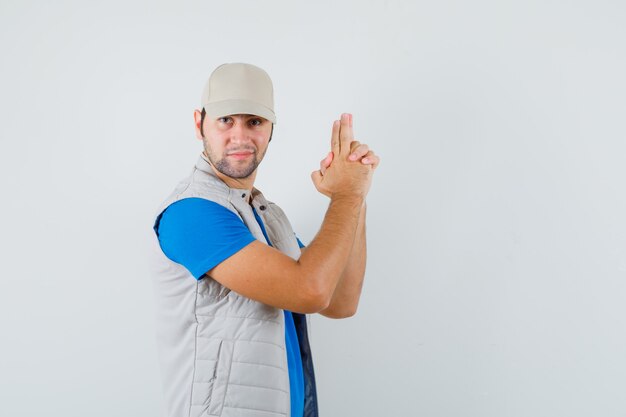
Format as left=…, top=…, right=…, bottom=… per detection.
left=1, top=1, right=625, bottom=416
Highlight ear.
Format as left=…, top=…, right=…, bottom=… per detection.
left=193, top=109, right=204, bottom=140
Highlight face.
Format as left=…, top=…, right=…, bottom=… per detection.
left=197, top=113, right=273, bottom=180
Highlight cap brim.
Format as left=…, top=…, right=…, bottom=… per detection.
left=203, top=99, right=277, bottom=124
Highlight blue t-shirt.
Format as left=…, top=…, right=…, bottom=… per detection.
left=156, top=197, right=305, bottom=417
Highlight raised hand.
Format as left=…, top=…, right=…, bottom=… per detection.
left=312, top=113, right=380, bottom=198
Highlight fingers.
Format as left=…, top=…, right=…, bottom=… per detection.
left=338, top=113, right=353, bottom=156
left=330, top=120, right=340, bottom=154
left=328, top=113, right=379, bottom=170
left=330, top=113, right=353, bottom=156
left=348, top=142, right=380, bottom=169
left=311, top=169, right=332, bottom=198
left=348, top=142, right=369, bottom=161
left=320, top=152, right=333, bottom=175
left=325, top=135, right=378, bottom=170
left=361, top=151, right=380, bottom=169
left=311, top=170, right=323, bottom=188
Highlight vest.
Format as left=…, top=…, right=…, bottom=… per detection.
left=151, top=155, right=319, bottom=417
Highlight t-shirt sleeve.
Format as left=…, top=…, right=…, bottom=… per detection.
left=156, top=198, right=257, bottom=279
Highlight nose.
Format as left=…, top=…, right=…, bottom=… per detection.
left=229, top=119, right=251, bottom=144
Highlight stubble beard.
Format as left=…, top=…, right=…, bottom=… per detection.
left=203, top=141, right=266, bottom=179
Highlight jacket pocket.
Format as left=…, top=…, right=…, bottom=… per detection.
left=207, top=340, right=235, bottom=416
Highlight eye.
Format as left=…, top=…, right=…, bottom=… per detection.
left=249, top=118, right=263, bottom=127
left=218, top=116, right=232, bottom=124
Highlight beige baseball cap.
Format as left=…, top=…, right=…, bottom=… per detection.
left=201, top=63, right=276, bottom=124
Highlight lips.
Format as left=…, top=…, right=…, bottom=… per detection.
left=227, top=150, right=255, bottom=160
left=227, top=148, right=255, bottom=157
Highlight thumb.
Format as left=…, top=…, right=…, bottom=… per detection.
left=321, top=152, right=333, bottom=174
left=311, top=170, right=323, bottom=189
left=323, top=151, right=333, bottom=166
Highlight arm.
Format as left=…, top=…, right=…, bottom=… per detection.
left=210, top=195, right=363, bottom=313
left=208, top=114, right=373, bottom=314
left=312, top=116, right=380, bottom=319
left=317, top=202, right=367, bottom=318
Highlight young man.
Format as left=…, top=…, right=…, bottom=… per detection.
left=152, top=63, right=379, bottom=417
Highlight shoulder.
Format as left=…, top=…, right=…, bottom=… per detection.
left=155, top=197, right=246, bottom=240
left=156, top=197, right=257, bottom=279
left=155, top=165, right=232, bottom=216
left=166, top=197, right=228, bottom=212
left=160, top=197, right=242, bottom=226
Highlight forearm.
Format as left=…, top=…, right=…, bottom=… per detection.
left=319, top=202, right=367, bottom=318
left=297, top=195, right=364, bottom=306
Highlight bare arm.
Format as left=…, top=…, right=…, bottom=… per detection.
left=311, top=117, right=380, bottom=318
left=317, top=202, right=367, bottom=318
left=208, top=114, right=373, bottom=314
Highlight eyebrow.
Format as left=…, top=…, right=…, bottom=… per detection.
left=230, top=114, right=267, bottom=121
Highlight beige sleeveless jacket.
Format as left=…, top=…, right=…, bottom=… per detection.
left=151, top=155, right=316, bottom=417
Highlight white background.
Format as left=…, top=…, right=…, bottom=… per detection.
left=1, top=1, right=626, bottom=416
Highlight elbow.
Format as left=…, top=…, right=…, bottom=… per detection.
left=300, top=279, right=333, bottom=314
left=300, top=283, right=360, bottom=318
left=341, top=306, right=358, bottom=318
left=319, top=304, right=358, bottom=319
left=309, top=281, right=360, bottom=318
left=302, top=289, right=332, bottom=314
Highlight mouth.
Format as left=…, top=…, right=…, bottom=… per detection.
left=227, top=150, right=255, bottom=160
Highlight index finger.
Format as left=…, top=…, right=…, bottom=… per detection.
left=330, top=119, right=340, bottom=154
left=339, top=113, right=353, bottom=156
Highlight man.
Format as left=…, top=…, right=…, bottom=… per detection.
left=152, top=63, right=379, bottom=417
